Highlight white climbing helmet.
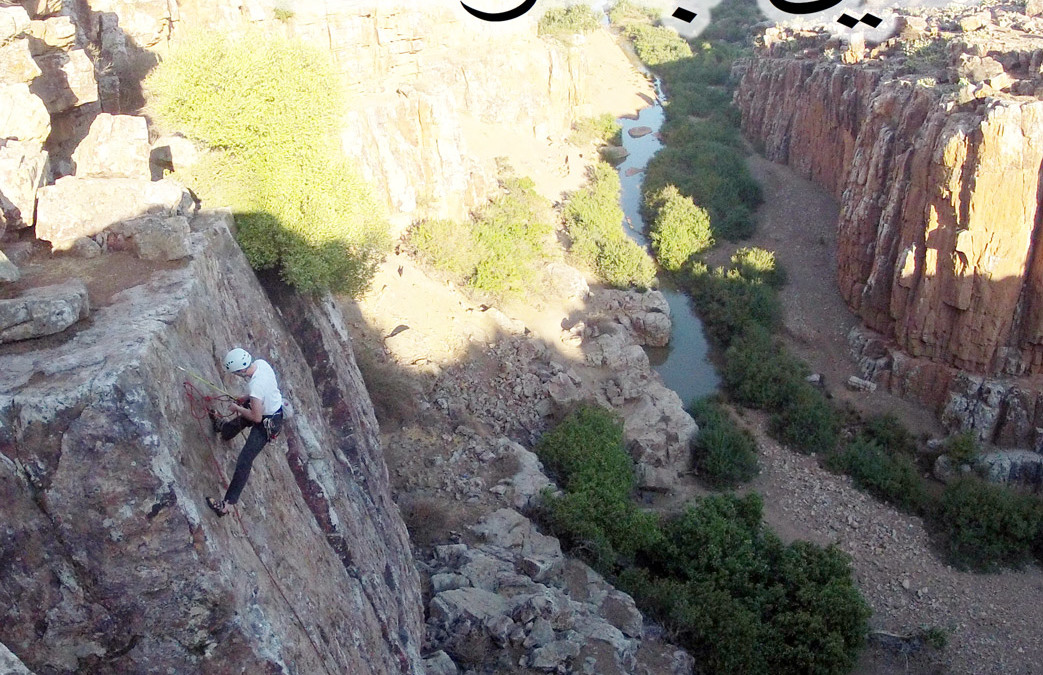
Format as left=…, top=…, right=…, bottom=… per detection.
left=223, top=348, right=252, bottom=373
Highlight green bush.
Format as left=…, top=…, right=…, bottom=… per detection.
left=536, top=405, right=662, bottom=565
left=685, top=262, right=782, bottom=347
left=647, top=185, right=714, bottom=272
left=731, top=247, right=787, bottom=288
left=147, top=32, right=389, bottom=295
left=624, top=23, right=693, bottom=66
left=408, top=218, right=479, bottom=276
left=631, top=494, right=870, bottom=674
left=769, top=387, right=839, bottom=455
left=569, top=114, right=623, bottom=146
left=607, top=0, right=659, bottom=27
left=945, top=431, right=980, bottom=466
left=937, top=476, right=1043, bottom=571
left=565, top=162, right=656, bottom=288
left=826, top=436, right=928, bottom=514
left=470, top=177, right=554, bottom=295
left=688, top=397, right=759, bottom=487
left=538, top=4, right=600, bottom=39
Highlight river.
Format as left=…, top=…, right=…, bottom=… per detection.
left=614, top=96, right=720, bottom=405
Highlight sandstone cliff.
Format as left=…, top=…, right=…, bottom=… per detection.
left=734, top=2, right=1043, bottom=444
left=28, top=0, right=604, bottom=228
left=0, top=212, right=425, bottom=673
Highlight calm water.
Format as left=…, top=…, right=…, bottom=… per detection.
left=615, top=100, right=720, bottom=405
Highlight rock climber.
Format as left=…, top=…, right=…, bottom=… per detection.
left=206, top=347, right=284, bottom=517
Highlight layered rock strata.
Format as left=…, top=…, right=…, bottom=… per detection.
left=0, top=212, right=423, bottom=674
left=735, top=2, right=1043, bottom=444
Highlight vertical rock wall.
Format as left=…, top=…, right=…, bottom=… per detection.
left=0, top=214, right=424, bottom=674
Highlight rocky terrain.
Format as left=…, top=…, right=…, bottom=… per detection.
left=734, top=0, right=1043, bottom=447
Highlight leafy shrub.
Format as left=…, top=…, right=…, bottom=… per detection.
left=624, top=23, right=693, bottom=66
left=698, top=0, right=764, bottom=43
left=644, top=136, right=761, bottom=241
left=409, top=218, right=479, bottom=276
left=469, top=177, right=554, bottom=295
left=945, top=431, right=980, bottom=466
left=688, top=397, right=759, bottom=487
left=570, top=114, right=623, bottom=146
left=685, top=262, right=782, bottom=347
left=565, top=162, right=656, bottom=288
left=769, top=386, right=839, bottom=455
left=860, top=413, right=918, bottom=456
left=731, top=247, right=786, bottom=288
left=647, top=185, right=714, bottom=272
left=937, top=476, right=1043, bottom=571
left=826, top=436, right=928, bottom=514
left=631, top=494, right=870, bottom=674
left=607, top=0, right=659, bottom=27
left=538, top=4, right=600, bottom=39
left=536, top=405, right=662, bottom=565
left=147, top=32, right=389, bottom=295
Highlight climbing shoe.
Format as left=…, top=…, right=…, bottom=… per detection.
left=206, top=497, right=229, bottom=517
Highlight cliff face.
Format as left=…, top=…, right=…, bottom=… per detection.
left=734, top=4, right=1043, bottom=444
left=735, top=5, right=1043, bottom=377
left=48, top=0, right=595, bottom=226
left=0, top=213, right=424, bottom=673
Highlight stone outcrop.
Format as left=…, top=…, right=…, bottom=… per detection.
left=0, top=279, right=89, bottom=343
left=421, top=509, right=694, bottom=675
left=71, top=113, right=151, bottom=179
left=736, top=3, right=1043, bottom=446
left=0, top=212, right=424, bottom=673
left=35, top=175, right=196, bottom=249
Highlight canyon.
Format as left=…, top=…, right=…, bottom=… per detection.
left=734, top=0, right=1043, bottom=447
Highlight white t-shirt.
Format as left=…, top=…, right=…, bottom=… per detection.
left=248, top=359, right=283, bottom=415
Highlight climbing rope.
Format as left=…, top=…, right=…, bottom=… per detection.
left=182, top=380, right=337, bottom=675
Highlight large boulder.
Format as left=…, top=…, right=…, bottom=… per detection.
left=0, top=139, right=48, bottom=233
left=35, top=176, right=195, bottom=250
left=72, top=114, right=151, bottom=179
left=0, top=279, right=89, bottom=343
left=105, top=214, right=192, bottom=261
left=0, top=6, right=30, bottom=43
left=0, top=38, right=41, bottom=84
left=29, top=48, right=98, bottom=113
left=0, top=250, right=19, bottom=283
left=0, top=83, right=50, bottom=143
left=26, top=15, right=75, bottom=51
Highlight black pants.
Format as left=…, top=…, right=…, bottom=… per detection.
left=219, top=410, right=283, bottom=505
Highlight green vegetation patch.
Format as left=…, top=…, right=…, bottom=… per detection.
left=937, top=476, right=1043, bottom=572
left=410, top=177, right=554, bottom=297
left=570, top=113, right=623, bottom=147
left=688, top=397, right=759, bottom=487
left=647, top=185, right=714, bottom=272
left=536, top=408, right=870, bottom=674
left=147, top=32, right=389, bottom=295
left=825, top=435, right=929, bottom=515
left=565, top=162, right=656, bottom=289
left=538, top=4, right=600, bottom=39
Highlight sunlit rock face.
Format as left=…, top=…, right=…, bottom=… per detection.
left=0, top=212, right=424, bottom=674
left=734, top=4, right=1043, bottom=445
left=58, top=0, right=598, bottom=227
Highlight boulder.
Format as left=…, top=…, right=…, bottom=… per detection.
left=0, top=250, right=19, bottom=283
left=599, top=145, right=629, bottom=164
left=471, top=509, right=561, bottom=559
left=498, top=439, right=554, bottom=510
left=0, top=6, right=30, bottom=42
left=72, top=114, right=151, bottom=179
left=150, top=134, right=199, bottom=176
left=544, top=261, right=589, bottom=300
left=0, top=279, right=89, bottom=343
left=628, top=126, right=653, bottom=138
left=26, top=15, right=75, bottom=51
left=422, top=650, right=458, bottom=675
left=0, top=38, right=41, bottom=84
left=106, top=215, right=192, bottom=261
left=978, top=450, right=1043, bottom=487
left=0, top=139, right=48, bottom=233
left=35, top=177, right=195, bottom=250
left=0, top=83, right=50, bottom=143
left=29, top=48, right=98, bottom=113
left=529, top=637, right=582, bottom=671
left=634, top=310, right=671, bottom=347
